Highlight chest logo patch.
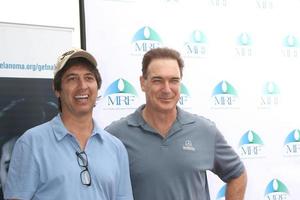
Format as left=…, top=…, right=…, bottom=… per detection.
left=182, top=140, right=196, bottom=151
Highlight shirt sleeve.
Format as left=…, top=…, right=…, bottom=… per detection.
left=212, top=129, right=245, bottom=182
left=4, top=137, right=39, bottom=200
left=116, top=143, right=133, bottom=200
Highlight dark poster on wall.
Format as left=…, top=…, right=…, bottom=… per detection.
left=0, top=77, right=58, bottom=199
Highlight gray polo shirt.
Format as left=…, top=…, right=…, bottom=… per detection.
left=105, top=105, right=245, bottom=200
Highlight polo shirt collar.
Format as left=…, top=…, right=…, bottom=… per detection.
left=51, top=114, right=103, bottom=142
left=127, top=105, right=145, bottom=127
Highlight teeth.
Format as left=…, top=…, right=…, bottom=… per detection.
left=75, top=95, right=88, bottom=99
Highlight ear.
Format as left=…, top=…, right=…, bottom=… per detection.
left=52, top=81, right=60, bottom=98
left=54, top=90, right=60, bottom=98
left=140, top=75, right=146, bottom=92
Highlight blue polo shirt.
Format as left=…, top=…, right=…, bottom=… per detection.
left=106, top=105, right=245, bottom=200
left=4, top=114, right=133, bottom=200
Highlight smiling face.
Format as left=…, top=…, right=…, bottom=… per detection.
left=140, top=58, right=181, bottom=114
left=55, top=64, right=98, bottom=118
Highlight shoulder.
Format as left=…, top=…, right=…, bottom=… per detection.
left=178, top=108, right=216, bottom=128
left=177, top=108, right=222, bottom=142
left=105, top=106, right=144, bottom=132
left=101, top=129, right=124, bottom=145
left=105, top=117, right=129, bottom=131
left=105, top=112, right=137, bottom=133
left=17, top=120, right=53, bottom=145
left=8, top=120, right=53, bottom=158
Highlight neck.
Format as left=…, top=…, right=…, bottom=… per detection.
left=142, top=106, right=177, bottom=137
left=60, top=113, right=93, bottom=150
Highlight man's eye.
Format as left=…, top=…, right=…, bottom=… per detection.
left=171, top=79, right=180, bottom=84
left=152, top=79, right=162, bottom=83
left=68, top=77, right=77, bottom=81
left=86, top=76, right=95, bottom=80
left=67, top=76, right=76, bottom=81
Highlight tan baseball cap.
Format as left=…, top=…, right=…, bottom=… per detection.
left=54, top=48, right=97, bottom=76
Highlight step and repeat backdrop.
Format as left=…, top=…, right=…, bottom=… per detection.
left=0, top=22, right=72, bottom=199
left=85, top=0, right=300, bottom=199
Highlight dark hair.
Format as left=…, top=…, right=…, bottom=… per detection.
left=53, top=57, right=102, bottom=112
left=142, top=47, right=184, bottom=78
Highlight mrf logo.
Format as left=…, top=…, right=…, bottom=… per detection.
left=235, top=32, right=253, bottom=57
left=264, top=179, right=289, bottom=200
left=183, top=30, right=207, bottom=58
left=256, top=0, right=273, bottom=9
left=283, top=129, right=300, bottom=156
left=211, top=80, right=239, bottom=108
left=103, top=78, right=138, bottom=109
left=259, top=81, right=280, bottom=109
left=281, top=34, right=299, bottom=58
left=131, top=26, right=163, bottom=55
left=239, top=130, right=265, bottom=158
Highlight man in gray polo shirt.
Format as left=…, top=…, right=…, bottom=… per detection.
left=105, top=47, right=247, bottom=200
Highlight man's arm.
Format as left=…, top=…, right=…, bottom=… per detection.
left=225, top=170, right=247, bottom=200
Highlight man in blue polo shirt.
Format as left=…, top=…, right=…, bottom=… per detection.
left=4, top=48, right=133, bottom=200
left=106, top=47, right=247, bottom=200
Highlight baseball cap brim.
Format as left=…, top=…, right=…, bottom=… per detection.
left=54, top=48, right=97, bottom=76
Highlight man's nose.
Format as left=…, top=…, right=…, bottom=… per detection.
left=162, top=81, right=172, bottom=92
left=78, top=77, right=88, bottom=89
